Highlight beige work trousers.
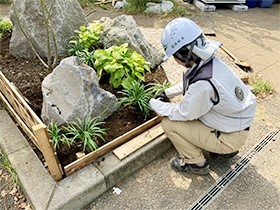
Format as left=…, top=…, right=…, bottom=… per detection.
left=161, top=117, right=249, bottom=164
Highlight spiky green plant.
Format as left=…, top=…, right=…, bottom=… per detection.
left=47, top=120, right=75, bottom=150
left=150, top=80, right=172, bottom=96
left=64, top=116, right=107, bottom=153
left=118, top=80, right=153, bottom=119
left=77, top=50, right=96, bottom=67
left=67, top=39, right=84, bottom=56
left=0, top=151, right=19, bottom=185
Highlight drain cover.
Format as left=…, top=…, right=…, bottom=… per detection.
left=188, top=129, right=280, bottom=210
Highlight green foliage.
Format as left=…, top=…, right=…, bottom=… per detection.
left=67, top=39, right=84, bottom=56
left=118, top=80, right=153, bottom=119
left=170, top=2, right=191, bottom=17
left=123, top=0, right=191, bottom=16
left=0, top=19, right=13, bottom=38
left=93, top=43, right=150, bottom=89
left=0, top=0, right=10, bottom=4
left=63, top=116, right=107, bottom=153
left=68, top=22, right=103, bottom=55
left=0, top=151, right=19, bottom=185
left=47, top=120, right=75, bottom=150
left=77, top=50, right=96, bottom=67
left=47, top=116, right=107, bottom=153
left=78, top=0, right=98, bottom=7
left=150, top=79, right=172, bottom=96
left=250, top=76, right=273, bottom=95
left=123, top=0, right=152, bottom=13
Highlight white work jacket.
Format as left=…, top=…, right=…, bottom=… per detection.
left=149, top=57, right=256, bottom=133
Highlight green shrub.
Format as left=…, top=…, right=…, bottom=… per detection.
left=124, top=0, right=152, bottom=13
left=123, top=0, right=191, bottom=16
left=0, top=0, right=10, bottom=4
left=250, top=76, right=273, bottom=95
left=0, top=19, right=13, bottom=38
left=48, top=116, right=107, bottom=153
left=68, top=21, right=103, bottom=55
left=93, top=43, right=150, bottom=89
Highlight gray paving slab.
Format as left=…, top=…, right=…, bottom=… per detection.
left=48, top=165, right=107, bottom=210
left=0, top=111, right=30, bottom=154
left=0, top=111, right=56, bottom=210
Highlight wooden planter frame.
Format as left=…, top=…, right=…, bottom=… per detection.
left=0, top=71, right=162, bottom=181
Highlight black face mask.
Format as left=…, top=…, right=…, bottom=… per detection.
left=173, top=52, right=200, bottom=68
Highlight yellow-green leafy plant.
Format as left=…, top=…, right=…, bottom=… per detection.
left=0, top=18, right=13, bottom=38
left=68, top=21, right=103, bottom=55
left=93, top=43, right=150, bottom=89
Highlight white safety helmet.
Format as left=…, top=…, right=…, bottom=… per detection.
left=161, top=18, right=203, bottom=61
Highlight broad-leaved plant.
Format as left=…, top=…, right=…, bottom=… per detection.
left=93, top=43, right=150, bottom=89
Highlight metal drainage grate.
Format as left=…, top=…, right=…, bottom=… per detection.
left=188, top=129, right=280, bottom=210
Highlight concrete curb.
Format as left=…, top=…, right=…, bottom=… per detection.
left=0, top=110, right=172, bottom=210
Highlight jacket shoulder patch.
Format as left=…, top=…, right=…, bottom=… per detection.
left=235, top=86, right=244, bottom=102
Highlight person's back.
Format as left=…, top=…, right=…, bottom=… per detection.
left=199, top=57, right=256, bottom=133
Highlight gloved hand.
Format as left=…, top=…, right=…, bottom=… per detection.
left=154, top=92, right=170, bottom=102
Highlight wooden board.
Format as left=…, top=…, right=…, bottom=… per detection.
left=113, top=123, right=164, bottom=160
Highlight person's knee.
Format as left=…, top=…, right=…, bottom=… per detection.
left=161, top=117, right=172, bottom=132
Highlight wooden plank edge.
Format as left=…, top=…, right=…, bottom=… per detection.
left=64, top=116, right=162, bottom=176
left=0, top=71, right=44, bottom=126
left=113, top=123, right=164, bottom=160
left=33, top=124, right=63, bottom=181
left=0, top=92, right=39, bottom=148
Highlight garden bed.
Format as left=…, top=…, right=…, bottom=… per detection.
left=0, top=34, right=168, bottom=179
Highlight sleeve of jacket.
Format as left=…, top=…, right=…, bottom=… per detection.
left=164, top=82, right=183, bottom=99
left=149, top=81, right=215, bottom=121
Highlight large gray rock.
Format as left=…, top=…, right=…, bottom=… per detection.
left=9, top=0, right=87, bottom=58
left=99, top=15, right=164, bottom=68
left=41, top=56, right=118, bottom=126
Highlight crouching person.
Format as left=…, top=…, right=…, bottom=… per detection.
left=149, top=18, right=256, bottom=175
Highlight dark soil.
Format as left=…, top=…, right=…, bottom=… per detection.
left=0, top=33, right=168, bottom=167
